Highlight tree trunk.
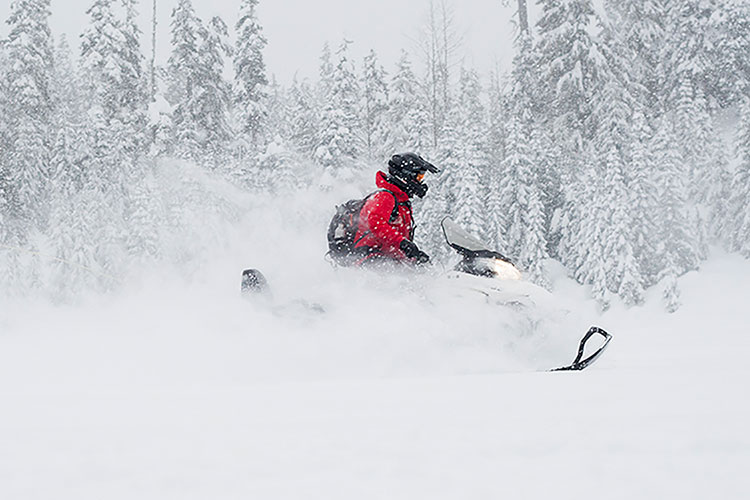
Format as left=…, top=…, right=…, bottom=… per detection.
left=517, top=0, right=529, bottom=39
left=150, top=0, right=157, bottom=102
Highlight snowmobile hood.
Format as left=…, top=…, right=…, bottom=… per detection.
left=375, top=171, right=410, bottom=202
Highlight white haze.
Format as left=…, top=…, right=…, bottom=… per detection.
left=0, top=0, right=518, bottom=84
left=1, top=160, right=748, bottom=498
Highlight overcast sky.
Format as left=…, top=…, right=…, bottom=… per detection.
left=0, top=0, right=522, bottom=85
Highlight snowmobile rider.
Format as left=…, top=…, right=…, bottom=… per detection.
left=353, top=153, right=439, bottom=266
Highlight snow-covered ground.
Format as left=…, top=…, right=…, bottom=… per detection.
left=1, top=238, right=748, bottom=499
left=1, top=173, right=748, bottom=499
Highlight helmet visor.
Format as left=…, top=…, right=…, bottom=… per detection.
left=416, top=171, right=426, bottom=182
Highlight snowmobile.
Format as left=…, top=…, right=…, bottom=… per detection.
left=241, top=217, right=612, bottom=372
left=437, top=217, right=611, bottom=371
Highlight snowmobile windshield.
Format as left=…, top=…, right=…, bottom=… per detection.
left=441, top=217, right=490, bottom=253
left=441, top=217, right=514, bottom=264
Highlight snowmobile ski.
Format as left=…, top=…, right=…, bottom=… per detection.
left=550, top=326, right=612, bottom=371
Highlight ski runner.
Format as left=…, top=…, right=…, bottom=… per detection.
left=353, top=153, right=439, bottom=267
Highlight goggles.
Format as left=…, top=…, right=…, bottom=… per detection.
left=416, top=171, right=426, bottom=182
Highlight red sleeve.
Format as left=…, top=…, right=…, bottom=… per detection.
left=361, top=192, right=406, bottom=250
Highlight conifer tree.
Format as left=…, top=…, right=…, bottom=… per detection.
left=196, top=16, right=233, bottom=167
left=598, top=137, right=643, bottom=306
left=385, top=51, right=429, bottom=154
left=167, top=0, right=203, bottom=160
left=533, top=1, right=604, bottom=265
left=118, top=0, right=149, bottom=154
left=318, top=42, right=334, bottom=99
left=81, top=0, right=147, bottom=128
left=80, top=0, right=121, bottom=117
left=713, top=0, right=750, bottom=105
left=729, top=98, right=750, bottom=257
left=651, top=116, right=700, bottom=280
left=234, top=0, right=268, bottom=146
left=628, top=110, right=660, bottom=285
left=361, top=49, right=389, bottom=161
left=500, top=113, right=549, bottom=286
left=79, top=0, right=149, bottom=274
left=419, top=103, right=460, bottom=259
left=287, top=77, right=319, bottom=156
left=52, top=37, right=86, bottom=129
left=452, top=68, right=487, bottom=241
left=486, top=68, right=506, bottom=171
left=604, top=0, right=666, bottom=117
left=570, top=157, right=611, bottom=310
left=263, top=76, right=291, bottom=142
left=314, top=40, right=361, bottom=177
left=47, top=105, right=97, bottom=293
left=0, top=41, right=9, bottom=235
left=120, top=0, right=148, bottom=114
left=665, top=0, right=720, bottom=107
left=81, top=0, right=149, bottom=207
left=592, top=26, right=645, bottom=304
left=534, top=0, right=603, bottom=150
left=3, top=0, right=54, bottom=235
left=502, top=35, right=555, bottom=276
left=670, top=75, right=715, bottom=257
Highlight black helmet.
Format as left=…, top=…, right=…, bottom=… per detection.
left=387, top=152, right=440, bottom=198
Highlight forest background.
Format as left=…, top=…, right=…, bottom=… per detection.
left=1, top=0, right=749, bottom=312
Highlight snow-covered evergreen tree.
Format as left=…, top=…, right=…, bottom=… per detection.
left=119, top=0, right=148, bottom=113
left=419, top=103, right=461, bottom=260
left=604, top=0, right=666, bottom=117
left=671, top=74, right=717, bottom=257
left=80, top=0, right=122, bottom=118
left=47, top=108, right=98, bottom=295
left=234, top=0, right=268, bottom=147
left=534, top=0, right=604, bottom=150
left=486, top=68, right=506, bottom=172
left=452, top=68, right=488, bottom=241
left=628, top=110, right=661, bottom=285
left=166, top=0, right=203, bottom=160
left=594, top=25, right=645, bottom=304
left=533, top=0, right=605, bottom=266
left=665, top=0, right=717, bottom=102
left=712, top=0, right=750, bottom=105
left=597, top=129, right=643, bottom=306
left=118, top=0, right=149, bottom=153
left=263, top=76, right=291, bottom=143
left=0, top=41, right=9, bottom=235
left=196, top=15, right=233, bottom=168
left=484, top=69, right=508, bottom=255
left=385, top=51, right=429, bottom=154
left=287, top=77, right=320, bottom=156
left=80, top=0, right=149, bottom=203
left=500, top=111, right=549, bottom=286
left=360, top=49, right=389, bottom=161
left=52, top=37, right=86, bottom=130
left=3, top=0, right=54, bottom=236
left=314, top=40, right=361, bottom=179
left=728, top=99, right=750, bottom=257
left=498, top=37, right=551, bottom=286
left=651, top=116, right=701, bottom=280
left=81, top=0, right=147, bottom=127
left=569, top=157, right=611, bottom=310
left=318, top=42, right=334, bottom=99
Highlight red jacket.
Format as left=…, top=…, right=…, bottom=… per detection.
left=354, top=171, right=414, bottom=262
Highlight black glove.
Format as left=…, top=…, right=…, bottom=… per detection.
left=400, top=239, right=430, bottom=264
